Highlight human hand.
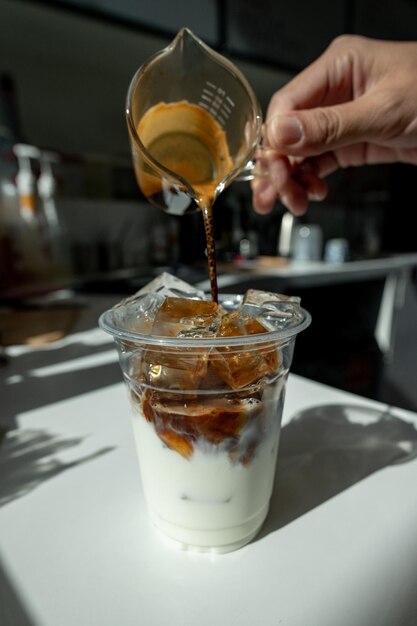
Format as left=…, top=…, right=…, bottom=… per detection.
left=253, top=35, right=417, bottom=215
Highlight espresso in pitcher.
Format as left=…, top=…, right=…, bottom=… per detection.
left=135, top=100, right=234, bottom=303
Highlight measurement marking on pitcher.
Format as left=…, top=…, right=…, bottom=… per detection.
left=199, top=81, right=235, bottom=126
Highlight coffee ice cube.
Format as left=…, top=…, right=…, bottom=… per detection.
left=243, top=288, right=300, bottom=307
left=151, top=297, right=221, bottom=338
left=241, top=289, right=304, bottom=331
left=142, top=390, right=251, bottom=459
left=110, top=272, right=206, bottom=335
left=137, top=271, right=205, bottom=300
left=111, top=292, right=165, bottom=335
left=133, top=298, right=221, bottom=391
left=141, top=345, right=210, bottom=390
left=210, top=311, right=279, bottom=389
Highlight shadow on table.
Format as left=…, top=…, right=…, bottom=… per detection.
left=0, top=554, right=40, bottom=626
left=0, top=339, right=123, bottom=431
left=260, top=402, right=417, bottom=537
left=0, top=332, right=120, bottom=508
left=0, top=428, right=115, bottom=508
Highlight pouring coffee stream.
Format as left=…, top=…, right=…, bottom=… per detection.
left=126, top=28, right=263, bottom=302
left=135, top=99, right=235, bottom=302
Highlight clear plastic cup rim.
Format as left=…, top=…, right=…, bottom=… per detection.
left=99, top=294, right=312, bottom=349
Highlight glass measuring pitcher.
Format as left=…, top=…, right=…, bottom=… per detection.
left=126, top=28, right=262, bottom=215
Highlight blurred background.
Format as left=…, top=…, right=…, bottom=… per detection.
left=1, top=0, right=416, bottom=409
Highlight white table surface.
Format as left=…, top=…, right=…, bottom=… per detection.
left=1, top=328, right=417, bottom=626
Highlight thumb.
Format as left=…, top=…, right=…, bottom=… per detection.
left=266, top=96, right=383, bottom=157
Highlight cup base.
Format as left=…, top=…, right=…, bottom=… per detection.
left=149, top=503, right=269, bottom=554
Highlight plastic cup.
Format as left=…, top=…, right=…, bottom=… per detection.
left=99, top=294, right=311, bottom=554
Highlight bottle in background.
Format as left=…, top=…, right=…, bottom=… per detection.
left=0, top=73, right=25, bottom=291
left=38, top=150, right=72, bottom=281
left=13, top=143, right=51, bottom=281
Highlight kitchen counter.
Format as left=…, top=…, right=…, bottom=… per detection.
left=1, top=326, right=417, bottom=626
left=193, top=252, right=417, bottom=376
left=195, top=252, right=417, bottom=292
left=2, top=253, right=416, bottom=301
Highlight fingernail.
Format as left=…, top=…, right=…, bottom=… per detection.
left=270, top=115, right=303, bottom=146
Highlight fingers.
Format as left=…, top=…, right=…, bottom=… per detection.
left=252, top=178, right=277, bottom=214
left=252, top=156, right=328, bottom=215
left=265, top=91, right=393, bottom=158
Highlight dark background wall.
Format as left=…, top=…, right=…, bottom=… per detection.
left=1, top=0, right=416, bottom=410
left=1, top=0, right=416, bottom=262
left=3, top=0, right=417, bottom=155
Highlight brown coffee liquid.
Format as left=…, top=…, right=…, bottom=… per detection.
left=135, top=101, right=234, bottom=303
